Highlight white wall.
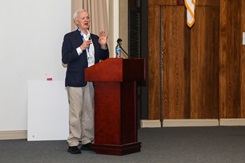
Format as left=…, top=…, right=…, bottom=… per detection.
left=0, top=0, right=70, bottom=131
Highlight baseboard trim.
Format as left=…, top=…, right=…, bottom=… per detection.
left=140, top=119, right=220, bottom=128
left=220, top=118, right=245, bottom=126
left=0, top=130, right=27, bottom=140
left=140, top=120, right=161, bottom=128
left=140, top=119, right=245, bottom=127
left=163, top=119, right=219, bottom=127
left=1, top=119, right=245, bottom=139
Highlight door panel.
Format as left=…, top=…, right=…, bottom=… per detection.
left=189, top=5, right=219, bottom=119
left=161, top=6, right=187, bottom=119
left=148, top=5, right=161, bottom=119
left=148, top=0, right=220, bottom=119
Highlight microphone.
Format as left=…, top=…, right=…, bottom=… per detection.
left=117, top=38, right=122, bottom=44
left=117, top=38, right=129, bottom=57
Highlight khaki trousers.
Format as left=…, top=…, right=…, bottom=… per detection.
left=66, top=82, right=94, bottom=146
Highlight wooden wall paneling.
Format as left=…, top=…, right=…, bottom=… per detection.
left=219, top=0, right=228, bottom=118
left=190, top=4, right=219, bottom=119
left=148, top=0, right=178, bottom=120
left=148, top=0, right=222, bottom=120
left=196, top=0, right=219, bottom=6
left=148, top=4, right=161, bottom=119
left=148, top=0, right=220, bottom=120
left=154, top=0, right=176, bottom=6
left=219, top=1, right=242, bottom=118
left=161, top=6, right=187, bottom=119
left=241, top=0, right=245, bottom=117
left=183, top=14, right=191, bottom=119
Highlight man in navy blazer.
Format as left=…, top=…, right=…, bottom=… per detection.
left=62, top=9, right=109, bottom=154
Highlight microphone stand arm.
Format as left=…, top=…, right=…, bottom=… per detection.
left=118, top=44, right=129, bottom=58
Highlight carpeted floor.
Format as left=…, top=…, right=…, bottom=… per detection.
left=1, top=126, right=245, bottom=163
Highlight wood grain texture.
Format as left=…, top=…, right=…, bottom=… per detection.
left=148, top=0, right=245, bottom=120
left=148, top=0, right=220, bottom=119
left=195, top=0, right=219, bottom=6
left=150, top=0, right=219, bottom=6
left=190, top=5, right=219, bottom=119
left=161, top=6, right=186, bottom=119
left=241, top=0, right=245, bottom=117
left=148, top=5, right=161, bottom=119
left=219, top=0, right=242, bottom=118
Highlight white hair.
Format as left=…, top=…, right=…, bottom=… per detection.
left=73, top=9, right=88, bottom=20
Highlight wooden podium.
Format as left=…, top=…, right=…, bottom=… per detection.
left=85, top=58, right=145, bottom=156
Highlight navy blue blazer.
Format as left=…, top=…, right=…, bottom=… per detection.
left=62, top=29, right=109, bottom=87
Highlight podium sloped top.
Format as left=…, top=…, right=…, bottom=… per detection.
left=85, top=58, right=145, bottom=82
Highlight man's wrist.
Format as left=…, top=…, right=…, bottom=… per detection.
left=101, top=44, right=107, bottom=50
left=76, top=47, right=83, bottom=55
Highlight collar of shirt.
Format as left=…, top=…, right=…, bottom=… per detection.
left=78, top=29, right=91, bottom=41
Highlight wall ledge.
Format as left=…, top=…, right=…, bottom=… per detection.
left=141, top=119, right=245, bottom=128
left=140, top=120, right=161, bottom=128
left=0, top=130, right=27, bottom=140
left=163, top=119, right=219, bottom=127
left=220, top=118, right=245, bottom=126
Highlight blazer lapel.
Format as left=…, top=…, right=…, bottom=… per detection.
left=74, top=29, right=83, bottom=44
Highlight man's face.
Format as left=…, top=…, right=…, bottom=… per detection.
left=75, top=11, right=90, bottom=30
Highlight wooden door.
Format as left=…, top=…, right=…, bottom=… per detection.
left=219, top=0, right=245, bottom=118
left=148, top=0, right=220, bottom=120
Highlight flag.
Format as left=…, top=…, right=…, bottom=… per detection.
left=184, top=0, right=196, bottom=28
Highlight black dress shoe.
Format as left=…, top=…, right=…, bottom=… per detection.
left=80, top=143, right=93, bottom=151
left=67, top=146, right=81, bottom=154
